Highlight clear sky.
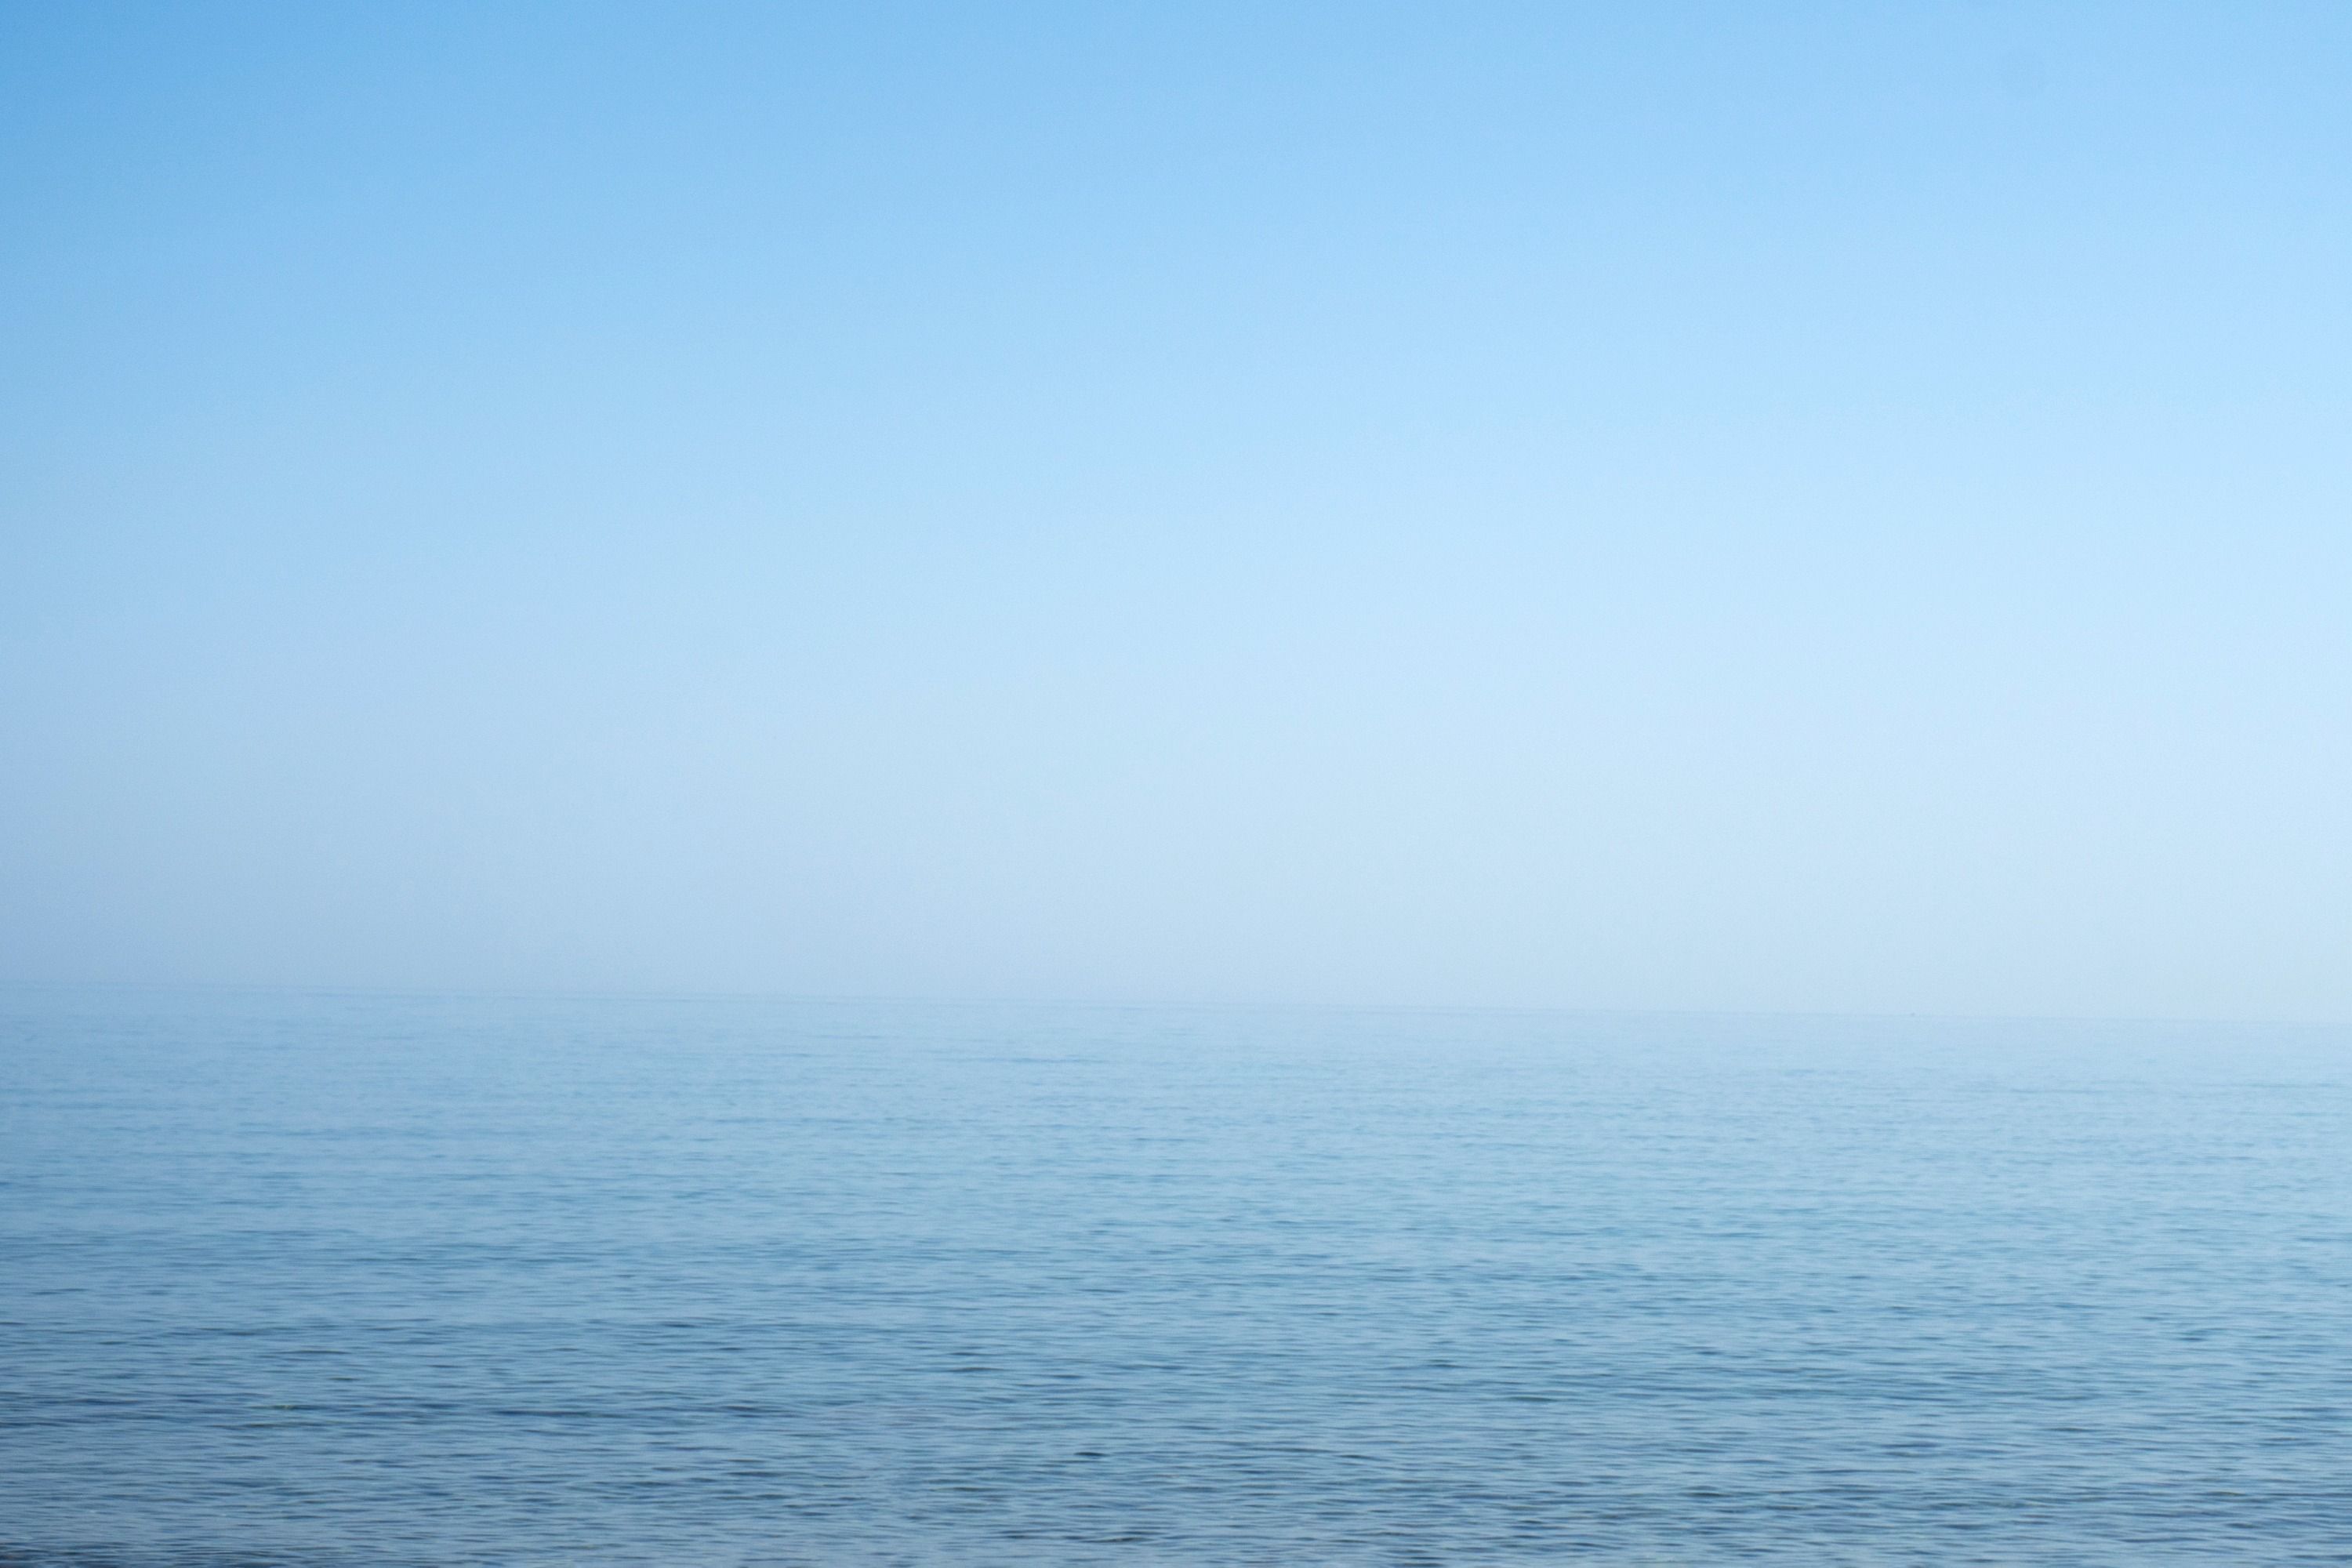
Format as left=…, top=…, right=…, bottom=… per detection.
left=4, top=2, right=2347, bottom=1018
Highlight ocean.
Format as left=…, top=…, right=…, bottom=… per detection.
left=4, top=988, right=2348, bottom=1564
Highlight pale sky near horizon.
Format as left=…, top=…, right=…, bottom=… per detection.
left=4, top=3, right=2349, bottom=1018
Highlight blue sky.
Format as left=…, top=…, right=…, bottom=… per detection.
left=4, top=2, right=2348, bottom=1017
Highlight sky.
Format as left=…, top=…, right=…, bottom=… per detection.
left=3, top=2, right=2348, bottom=1018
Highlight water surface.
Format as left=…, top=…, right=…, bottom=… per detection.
left=4, top=989, right=2348, bottom=1563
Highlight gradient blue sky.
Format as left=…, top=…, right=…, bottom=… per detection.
left=4, top=2, right=2348, bottom=1018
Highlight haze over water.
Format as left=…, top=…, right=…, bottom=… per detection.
left=6, top=989, right=2349, bottom=1564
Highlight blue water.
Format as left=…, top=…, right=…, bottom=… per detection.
left=4, top=989, right=2349, bottom=1565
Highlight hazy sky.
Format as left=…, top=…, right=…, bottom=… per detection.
left=4, top=2, right=2348, bottom=1018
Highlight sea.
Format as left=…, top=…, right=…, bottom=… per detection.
left=3, top=986, right=2349, bottom=1565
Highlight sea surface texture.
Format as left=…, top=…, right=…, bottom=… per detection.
left=4, top=989, right=2350, bottom=1565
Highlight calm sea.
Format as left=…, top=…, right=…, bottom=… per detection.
left=4, top=988, right=2348, bottom=1565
